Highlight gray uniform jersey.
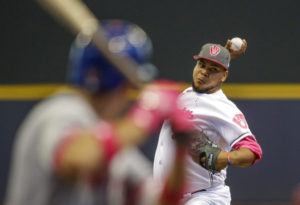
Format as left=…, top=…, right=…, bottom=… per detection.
left=107, top=147, right=161, bottom=205
left=4, top=92, right=106, bottom=205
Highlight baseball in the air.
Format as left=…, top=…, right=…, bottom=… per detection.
left=230, top=37, right=243, bottom=51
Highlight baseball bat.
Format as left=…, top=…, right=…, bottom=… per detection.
left=35, top=0, right=146, bottom=88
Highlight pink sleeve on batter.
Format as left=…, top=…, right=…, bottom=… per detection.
left=232, top=136, right=263, bottom=164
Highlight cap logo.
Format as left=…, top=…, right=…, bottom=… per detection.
left=210, top=45, right=221, bottom=56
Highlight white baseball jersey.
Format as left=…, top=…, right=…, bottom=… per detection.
left=153, top=87, right=253, bottom=193
left=5, top=91, right=105, bottom=205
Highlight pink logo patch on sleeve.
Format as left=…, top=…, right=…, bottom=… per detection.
left=210, top=45, right=221, bottom=56
left=233, top=114, right=248, bottom=129
left=182, top=107, right=194, bottom=120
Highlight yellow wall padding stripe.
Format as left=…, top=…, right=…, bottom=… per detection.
left=0, top=84, right=69, bottom=100
left=222, top=83, right=300, bottom=99
left=1, top=83, right=300, bottom=100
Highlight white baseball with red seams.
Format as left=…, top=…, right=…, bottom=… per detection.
left=230, top=37, right=243, bottom=51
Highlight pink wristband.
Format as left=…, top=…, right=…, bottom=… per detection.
left=94, top=122, right=120, bottom=163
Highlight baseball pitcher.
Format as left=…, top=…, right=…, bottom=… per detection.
left=153, top=40, right=263, bottom=205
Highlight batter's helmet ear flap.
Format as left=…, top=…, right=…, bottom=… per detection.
left=80, top=66, right=103, bottom=93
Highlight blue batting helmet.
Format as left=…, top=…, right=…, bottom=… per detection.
left=67, top=19, right=157, bottom=93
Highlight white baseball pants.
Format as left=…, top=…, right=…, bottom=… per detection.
left=181, top=184, right=231, bottom=205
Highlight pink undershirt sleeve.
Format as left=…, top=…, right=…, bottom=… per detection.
left=232, top=135, right=263, bottom=164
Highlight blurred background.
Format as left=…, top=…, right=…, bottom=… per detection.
left=0, top=0, right=299, bottom=204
